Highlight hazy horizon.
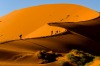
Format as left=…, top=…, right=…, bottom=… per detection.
left=0, top=0, right=100, bottom=16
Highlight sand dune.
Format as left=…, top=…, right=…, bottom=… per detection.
left=49, top=16, right=100, bottom=42
left=0, top=4, right=100, bottom=66
left=0, top=4, right=99, bottom=42
left=25, top=24, right=66, bottom=38
left=0, top=24, right=99, bottom=65
left=0, top=19, right=100, bottom=60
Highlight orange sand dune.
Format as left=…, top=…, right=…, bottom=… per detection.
left=0, top=22, right=100, bottom=55
left=0, top=4, right=99, bottom=42
left=49, top=16, right=100, bottom=42
left=0, top=26, right=99, bottom=65
left=0, top=4, right=100, bottom=66
left=25, top=24, right=66, bottom=38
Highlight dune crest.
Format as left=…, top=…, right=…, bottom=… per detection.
left=0, top=4, right=99, bottom=42
left=25, top=24, right=66, bottom=38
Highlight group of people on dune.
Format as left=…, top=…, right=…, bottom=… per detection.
left=19, top=30, right=61, bottom=40
left=51, top=30, right=61, bottom=35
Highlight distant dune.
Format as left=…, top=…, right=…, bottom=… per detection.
left=0, top=4, right=99, bottom=42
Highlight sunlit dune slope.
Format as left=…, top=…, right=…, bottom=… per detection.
left=25, top=24, right=66, bottom=38
left=0, top=4, right=99, bottom=41
left=89, top=60, right=100, bottom=66
left=86, top=57, right=100, bottom=66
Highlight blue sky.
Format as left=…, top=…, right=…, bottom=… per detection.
left=0, top=0, right=100, bottom=16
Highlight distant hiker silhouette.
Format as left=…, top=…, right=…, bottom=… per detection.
left=66, top=15, right=70, bottom=19
left=55, top=30, right=58, bottom=34
left=60, top=19, right=63, bottom=21
left=51, top=31, right=53, bottom=35
left=19, top=34, right=22, bottom=40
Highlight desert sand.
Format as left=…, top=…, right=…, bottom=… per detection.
left=0, top=4, right=99, bottom=42
left=0, top=4, right=100, bottom=66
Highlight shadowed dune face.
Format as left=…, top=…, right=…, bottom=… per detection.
left=0, top=4, right=99, bottom=42
left=49, top=16, right=100, bottom=42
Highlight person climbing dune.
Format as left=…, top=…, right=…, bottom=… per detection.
left=51, top=31, right=53, bottom=35
left=19, top=34, right=22, bottom=40
left=55, top=30, right=58, bottom=34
